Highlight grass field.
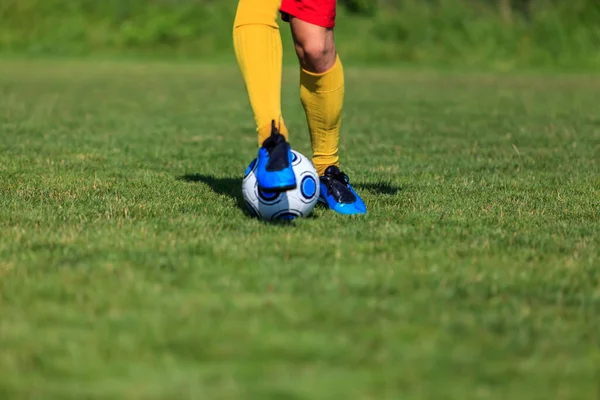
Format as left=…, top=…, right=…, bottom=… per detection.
left=1, top=59, right=599, bottom=399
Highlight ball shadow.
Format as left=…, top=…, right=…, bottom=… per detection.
left=177, top=173, right=317, bottom=224
left=178, top=173, right=246, bottom=210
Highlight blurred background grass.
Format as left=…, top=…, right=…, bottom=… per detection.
left=1, top=0, right=599, bottom=70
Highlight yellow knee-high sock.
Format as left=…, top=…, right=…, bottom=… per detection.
left=233, top=0, right=288, bottom=146
left=300, top=55, right=344, bottom=177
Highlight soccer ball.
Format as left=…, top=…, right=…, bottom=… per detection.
left=242, top=150, right=320, bottom=221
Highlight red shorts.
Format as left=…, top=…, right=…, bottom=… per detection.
left=280, top=0, right=337, bottom=29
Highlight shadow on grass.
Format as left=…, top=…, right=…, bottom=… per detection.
left=178, top=173, right=244, bottom=207
left=178, top=174, right=401, bottom=222
left=180, top=174, right=240, bottom=198
left=177, top=173, right=303, bottom=225
left=354, top=181, right=401, bottom=195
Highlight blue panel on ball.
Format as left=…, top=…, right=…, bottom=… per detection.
left=244, top=158, right=257, bottom=178
left=276, top=213, right=297, bottom=221
left=300, top=176, right=317, bottom=199
left=272, top=210, right=301, bottom=221
left=258, top=189, right=279, bottom=201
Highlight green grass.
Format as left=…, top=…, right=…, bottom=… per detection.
left=3, top=0, right=600, bottom=70
left=1, top=59, right=599, bottom=399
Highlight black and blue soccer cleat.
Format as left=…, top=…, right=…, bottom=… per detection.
left=256, top=120, right=297, bottom=192
left=318, top=166, right=367, bottom=215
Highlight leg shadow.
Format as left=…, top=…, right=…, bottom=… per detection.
left=178, top=174, right=245, bottom=209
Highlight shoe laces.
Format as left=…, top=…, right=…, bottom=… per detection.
left=324, top=166, right=350, bottom=187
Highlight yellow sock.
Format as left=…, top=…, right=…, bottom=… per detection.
left=300, top=55, right=344, bottom=177
left=233, top=0, right=288, bottom=146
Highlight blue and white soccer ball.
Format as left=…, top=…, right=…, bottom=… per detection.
left=242, top=150, right=320, bottom=221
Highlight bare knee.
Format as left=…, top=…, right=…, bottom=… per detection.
left=290, top=18, right=336, bottom=73
left=295, top=40, right=336, bottom=73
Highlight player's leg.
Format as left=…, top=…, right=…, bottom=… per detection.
left=233, top=0, right=296, bottom=191
left=280, top=1, right=366, bottom=214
